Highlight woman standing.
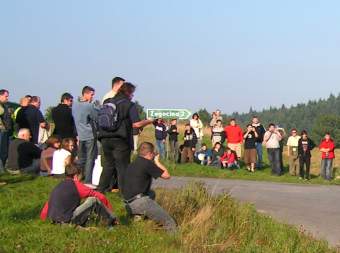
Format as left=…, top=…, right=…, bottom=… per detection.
left=190, top=113, right=204, bottom=150
left=298, top=130, right=315, bottom=180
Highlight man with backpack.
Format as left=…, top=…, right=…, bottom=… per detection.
left=0, top=89, right=13, bottom=173
left=97, top=82, right=153, bottom=193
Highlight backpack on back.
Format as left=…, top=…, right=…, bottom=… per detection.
left=98, top=99, right=126, bottom=132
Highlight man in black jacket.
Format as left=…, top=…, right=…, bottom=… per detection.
left=97, top=82, right=153, bottom=193
left=251, top=116, right=266, bottom=168
left=52, top=93, right=77, bottom=139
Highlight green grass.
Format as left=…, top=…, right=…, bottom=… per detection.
left=0, top=174, right=337, bottom=252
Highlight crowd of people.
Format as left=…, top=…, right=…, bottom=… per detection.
left=0, top=79, right=337, bottom=231
left=152, top=110, right=336, bottom=181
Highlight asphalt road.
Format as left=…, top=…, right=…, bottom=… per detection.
left=153, top=176, right=340, bottom=247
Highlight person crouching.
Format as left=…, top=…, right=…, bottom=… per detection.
left=121, top=142, right=177, bottom=233
left=40, top=164, right=118, bottom=228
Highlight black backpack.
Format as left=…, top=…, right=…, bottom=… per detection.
left=98, top=99, right=126, bottom=132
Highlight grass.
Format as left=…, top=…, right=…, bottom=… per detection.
left=139, top=125, right=340, bottom=185
left=0, top=174, right=337, bottom=252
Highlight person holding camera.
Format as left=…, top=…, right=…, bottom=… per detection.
left=243, top=124, right=258, bottom=172
left=121, top=142, right=177, bottom=233
left=263, top=123, right=282, bottom=176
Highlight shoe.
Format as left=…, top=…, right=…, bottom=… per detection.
left=7, top=169, right=21, bottom=175
left=133, top=215, right=143, bottom=222
left=251, top=168, right=255, bottom=173
left=299, top=177, right=303, bottom=180
left=0, top=182, right=6, bottom=186
left=111, top=188, right=120, bottom=193
left=247, top=167, right=251, bottom=171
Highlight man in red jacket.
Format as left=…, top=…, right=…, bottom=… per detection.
left=319, top=133, right=335, bottom=181
left=40, top=164, right=118, bottom=228
left=224, top=119, right=243, bottom=159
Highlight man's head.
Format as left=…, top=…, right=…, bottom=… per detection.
left=18, top=128, right=31, bottom=141
left=60, top=93, right=74, bottom=107
left=201, top=143, right=207, bottom=151
left=65, top=164, right=81, bottom=179
left=291, top=128, right=298, bottom=136
left=170, top=119, right=177, bottom=125
left=81, top=86, right=95, bottom=102
left=325, top=132, right=331, bottom=141
left=138, top=142, right=156, bottom=160
left=268, top=123, right=276, bottom=132
left=30, top=96, right=41, bottom=109
left=230, top=118, right=236, bottom=126
left=216, top=120, right=222, bottom=127
left=0, top=89, right=9, bottom=104
left=252, top=116, right=259, bottom=124
left=19, top=97, right=30, bottom=107
left=216, top=109, right=221, bottom=117
left=112, top=77, right=125, bottom=90
left=118, top=82, right=136, bottom=100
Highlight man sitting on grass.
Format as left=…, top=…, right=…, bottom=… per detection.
left=122, top=142, right=177, bottom=233
left=40, top=164, right=118, bottom=229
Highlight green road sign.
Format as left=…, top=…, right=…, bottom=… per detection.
left=147, top=109, right=192, bottom=120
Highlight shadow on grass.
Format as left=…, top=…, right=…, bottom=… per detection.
left=0, top=173, right=36, bottom=185
left=9, top=205, right=42, bottom=221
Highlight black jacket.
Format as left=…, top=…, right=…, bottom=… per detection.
left=52, top=104, right=77, bottom=139
left=298, top=138, right=315, bottom=157
left=168, top=125, right=179, bottom=141
left=252, top=124, right=266, bottom=143
left=183, top=128, right=197, bottom=148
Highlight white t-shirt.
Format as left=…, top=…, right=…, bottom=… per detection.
left=51, top=149, right=71, bottom=175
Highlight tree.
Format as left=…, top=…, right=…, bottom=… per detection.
left=197, top=108, right=210, bottom=125
left=135, top=101, right=146, bottom=119
left=45, top=106, right=54, bottom=123
left=311, top=114, right=340, bottom=148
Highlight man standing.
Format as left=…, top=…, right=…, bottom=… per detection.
left=121, top=142, right=177, bottom=233
left=319, top=133, right=335, bottom=181
left=52, top=93, right=77, bottom=139
left=153, top=118, right=167, bottom=159
left=102, top=77, right=125, bottom=103
left=286, top=129, right=300, bottom=176
left=72, top=86, right=98, bottom=184
left=23, top=96, right=48, bottom=144
left=251, top=116, right=266, bottom=168
left=97, top=82, right=153, bottom=193
left=209, top=109, right=223, bottom=129
left=0, top=89, right=13, bottom=172
left=263, top=124, right=282, bottom=176
left=224, top=119, right=243, bottom=159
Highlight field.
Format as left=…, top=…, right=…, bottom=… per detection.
left=139, top=125, right=340, bottom=185
left=0, top=175, right=337, bottom=253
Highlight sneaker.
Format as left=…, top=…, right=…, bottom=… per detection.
left=299, top=177, right=303, bottom=180
left=133, top=215, right=143, bottom=222
left=0, top=182, right=6, bottom=186
left=251, top=168, right=255, bottom=173
left=111, top=188, right=120, bottom=193
left=7, top=169, right=21, bottom=175
left=247, top=167, right=251, bottom=171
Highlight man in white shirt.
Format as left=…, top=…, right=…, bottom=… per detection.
left=286, top=129, right=301, bottom=176
left=263, top=123, right=282, bottom=176
left=102, top=77, right=125, bottom=104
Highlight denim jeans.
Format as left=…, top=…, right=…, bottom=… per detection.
left=22, top=159, right=40, bottom=174
left=126, top=192, right=177, bottom=233
left=78, top=139, right=97, bottom=184
left=320, top=158, right=333, bottom=181
left=156, top=139, right=166, bottom=159
left=267, top=148, right=281, bottom=175
left=98, top=138, right=131, bottom=192
left=0, top=131, right=9, bottom=173
left=255, top=142, right=263, bottom=168
left=71, top=197, right=117, bottom=227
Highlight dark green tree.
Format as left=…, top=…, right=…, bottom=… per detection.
left=311, top=114, right=340, bottom=147
left=197, top=108, right=210, bottom=125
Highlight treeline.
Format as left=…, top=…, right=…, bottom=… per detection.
left=196, top=94, right=340, bottom=147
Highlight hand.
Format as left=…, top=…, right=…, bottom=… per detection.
left=162, top=139, right=166, bottom=144
left=154, top=154, right=160, bottom=163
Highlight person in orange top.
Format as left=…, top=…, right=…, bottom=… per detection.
left=224, top=119, right=243, bottom=159
left=40, top=164, right=118, bottom=228
left=319, top=133, right=335, bottom=181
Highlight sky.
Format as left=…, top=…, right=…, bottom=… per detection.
left=1, top=0, right=340, bottom=114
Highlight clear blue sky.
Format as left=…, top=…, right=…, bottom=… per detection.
left=1, top=0, right=340, bottom=114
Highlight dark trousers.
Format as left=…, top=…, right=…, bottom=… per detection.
left=71, top=197, right=116, bottom=227
left=98, top=138, right=131, bottom=192
left=0, top=131, right=9, bottom=172
left=267, top=148, right=281, bottom=175
left=299, top=155, right=311, bottom=179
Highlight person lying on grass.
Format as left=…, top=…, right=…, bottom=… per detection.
left=121, top=142, right=177, bottom=233
left=40, top=164, right=118, bottom=229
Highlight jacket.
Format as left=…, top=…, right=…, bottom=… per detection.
left=319, top=139, right=335, bottom=159
left=298, top=138, right=315, bottom=157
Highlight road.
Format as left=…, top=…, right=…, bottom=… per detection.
left=153, top=176, right=340, bottom=246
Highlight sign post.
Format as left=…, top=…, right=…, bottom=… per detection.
left=146, top=109, right=192, bottom=120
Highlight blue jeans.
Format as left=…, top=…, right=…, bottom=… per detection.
left=255, top=142, right=263, bottom=168
left=78, top=139, right=97, bottom=184
left=156, top=139, right=166, bottom=159
left=0, top=131, right=9, bottom=173
left=126, top=191, right=177, bottom=233
left=320, top=159, right=333, bottom=180
left=267, top=148, right=281, bottom=175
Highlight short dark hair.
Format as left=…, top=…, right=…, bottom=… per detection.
left=246, top=124, right=252, bottom=128
left=65, top=164, right=81, bottom=178
left=61, top=93, right=73, bottom=102
left=138, top=142, right=155, bottom=157
left=216, top=120, right=222, bottom=123
left=268, top=123, right=276, bottom=128
left=25, top=95, right=32, bottom=100
left=82, top=86, right=95, bottom=95
left=201, top=143, right=207, bottom=147
left=31, top=96, right=40, bottom=103
left=0, top=89, right=9, bottom=96
left=230, top=118, right=236, bottom=122
left=112, top=77, right=125, bottom=87
left=301, top=130, right=308, bottom=136
left=192, top=113, right=199, bottom=119
left=118, top=82, right=136, bottom=97
left=45, top=135, right=61, bottom=148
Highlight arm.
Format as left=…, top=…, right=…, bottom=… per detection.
left=133, top=119, right=153, bottom=129
left=154, top=155, right=170, bottom=179
left=243, top=131, right=249, bottom=139
left=74, top=181, right=113, bottom=210
left=41, top=154, right=52, bottom=174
